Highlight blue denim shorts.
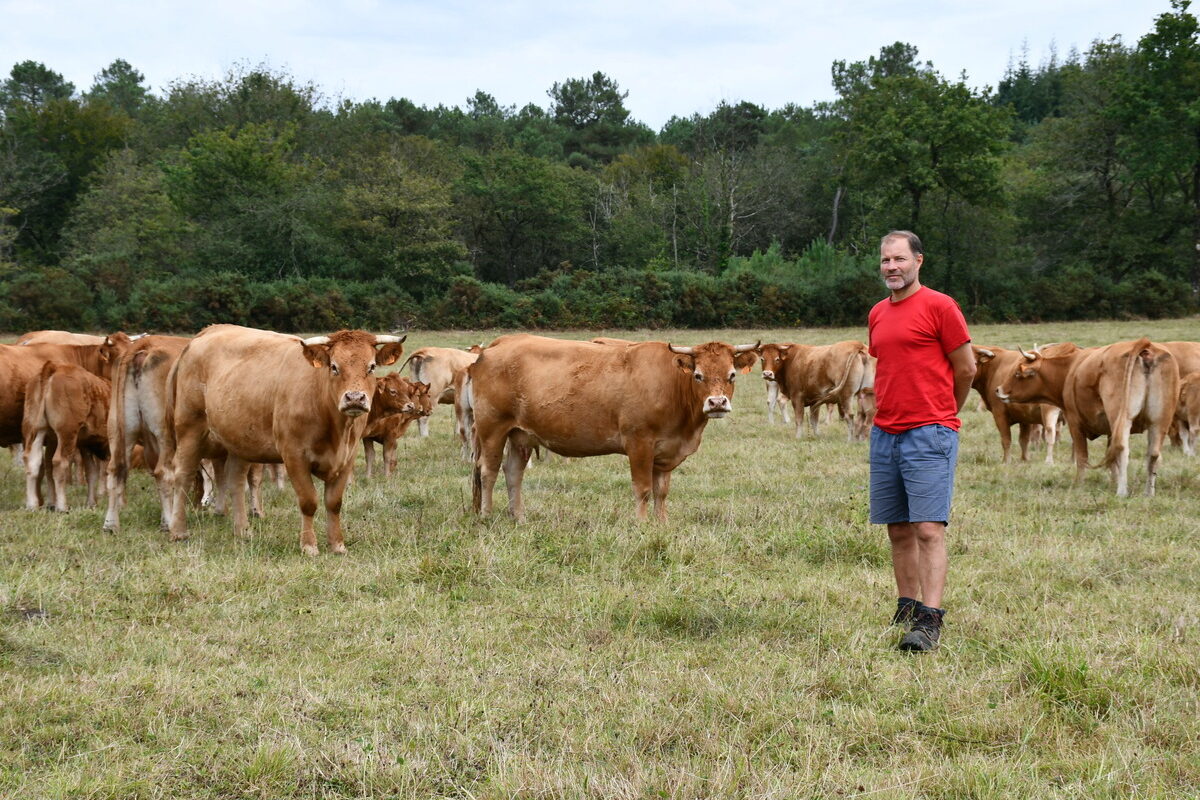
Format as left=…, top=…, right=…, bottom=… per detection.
left=869, top=424, right=959, bottom=525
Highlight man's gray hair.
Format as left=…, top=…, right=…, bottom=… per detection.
left=881, top=230, right=924, bottom=256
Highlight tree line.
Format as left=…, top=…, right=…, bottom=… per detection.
left=1, top=1, right=1198, bottom=333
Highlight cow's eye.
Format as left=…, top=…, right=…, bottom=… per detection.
left=728, top=371, right=736, bottom=381
left=693, top=372, right=704, bottom=382
left=368, top=363, right=376, bottom=373
left=330, top=363, right=340, bottom=375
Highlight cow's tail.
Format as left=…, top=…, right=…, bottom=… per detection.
left=1098, top=338, right=1159, bottom=469
left=406, top=353, right=426, bottom=382
left=22, top=362, right=55, bottom=443
left=161, top=346, right=184, bottom=468
left=462, top=374, right=485, bottom=509
left=810, top=346, right=866, bottom=406
left=107, top=350, right=134, bottom=483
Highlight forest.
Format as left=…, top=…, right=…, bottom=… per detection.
left=1, top=1, right=1198, bottom=332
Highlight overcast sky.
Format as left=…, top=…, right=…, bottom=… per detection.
left=1, top=1, right=1172, bottom=129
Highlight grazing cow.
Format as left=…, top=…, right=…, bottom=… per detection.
left=103, top=335, right=192, bottom=532
left=22, top=362, right=110, bottom=511
left=165, top=325, right=405, bottom=554
left=467, top=334, right=758, bottom=521
left=405, top=345, right=482, bottom=437
left=758, top=340, right=869, bottom=439
left=996, top=339, right=1179, bottom=496
left=362, top=376, right=433, bottom=478
left=972, top=345, right=1063, bottom=463
left=1175, top=372, right=1200, bottom=456
left=17, top=330, right=107, bottom=346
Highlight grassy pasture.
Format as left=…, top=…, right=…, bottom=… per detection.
left=2, top=319, right=1199, bottom=799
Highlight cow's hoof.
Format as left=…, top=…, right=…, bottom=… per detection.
left=330, top=544, right=347, bottom=555
left=301, top=544, right=319, bottom=557
left=168, top=532, right=190, bottom=542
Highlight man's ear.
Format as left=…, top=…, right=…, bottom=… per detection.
left=302, top=342, right=331, bottom=369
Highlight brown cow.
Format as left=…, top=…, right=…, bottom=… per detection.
left=17, top=330, right=107, bottom=346
left=996, top=339, right=1179, bottom=497
left=103, top=334, right=192, bottom=532
left=22, top=362, right=111, bottom=511
left=405, top=345, right=482, bottom=437
left=758, top=340, right=869, bottom=440
left=165, top=325, right=405, bottom=554
left=1175, top=372, right=1200, bottom=456
left=0, top=342, right=115, bottom=450
left=972, top=345, right=1063, bottom=464
left=467, top=334, right=758, bottom=521
left=362, top=376, right=433, bottom=478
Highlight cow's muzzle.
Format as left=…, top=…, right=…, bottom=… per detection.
left=341, top=391, right=370, bottom=416
left=994, top=387, right=1011, bottom=403
left=704, top=396, right=732, bottom=418
left=762, top=370, right=775, bottom=382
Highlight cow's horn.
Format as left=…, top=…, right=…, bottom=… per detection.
left=302, top=336, right=331, bottom=346
left=1018, top=346, right=1036, bottom=362
left=131, top=332, right=148, bottom=341
left=375, top=334, right=407, bottom=344
left=977, top=347, right=994, bottom=358
left=733, top=341, right=759, bottom=353
left=667, top=344, right=694, bottom=355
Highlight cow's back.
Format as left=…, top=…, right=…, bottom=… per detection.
left=173, top=325, right=308, bottom=462
left=409, top=347, right=479, bottom=402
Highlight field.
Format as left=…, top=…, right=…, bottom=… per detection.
left=2, top=319, right=1199, bottom=799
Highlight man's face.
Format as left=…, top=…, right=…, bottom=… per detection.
left=880, top=237, right=922, bottom=294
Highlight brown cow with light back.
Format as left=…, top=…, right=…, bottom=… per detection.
left=405, top=346, right=481, bottom=436
left=996, top=339, right=1178, bottom=496
left=466, top=334, right=757, bottom=521
left=165, top=325, right=405, bottom=554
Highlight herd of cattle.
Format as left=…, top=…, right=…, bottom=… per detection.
left=2, top=326, right=1198, bottom=554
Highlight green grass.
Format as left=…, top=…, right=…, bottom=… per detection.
left=2, top=319, right=1199, bottom=798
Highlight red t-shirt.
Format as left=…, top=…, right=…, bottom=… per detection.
left=868, top=286, right=971, bottom=433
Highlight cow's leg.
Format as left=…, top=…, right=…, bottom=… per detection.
left=1018, top=423, right=1033, bottom=462
left=1145, top=423, right=1167, bottom=497
left=168, top=433, right=206, bottom=542
left=766, top=382, right=778, bottom=424
left=383, top=435, right=398, bottom=479
left=1108, top=430, right=1131, bottom=498
left=83, top=453, right=103, bottom=509
left=281, top=453, right=321, bottom=555
left=473, top=428, right=507, bottom=515
left=1043, top=408, right=1061, bottom=465
left=219, top=456, right=251, bottom=536
left=808, top=405, right=821, bottom=436
left=324, top=464, right=354, bottom=555
left=247, top=463, right=265, bottom=518
left=103, top=438, right=133, bottom=531
left=792, top=397, right=806, bottom=438
left=363, top=440, right=376, bottom=478
left=627, top=441, right=655, bottom=521
left=651, top=467, right=672, bottom=523
left=418, top=416, right=431, bottom=438
left=23, top=431, right=48, bottom=510
left=1067, top=419, right=1090, bottom=488
left=503, top=431, right=533, bottom=521
left=51, top=432, right=79, bottom=512
left=840, top=397, right=854, bottom=441
left=199, top=459, right=218, bottom=510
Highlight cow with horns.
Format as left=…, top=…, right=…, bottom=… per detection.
left=164, top=325, right=406, bottom=554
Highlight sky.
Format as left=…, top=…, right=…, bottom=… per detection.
left=0, top=0, right=1174, bottom=129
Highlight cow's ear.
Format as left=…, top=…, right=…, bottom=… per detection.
left=734, top=351, right=758, bottom=371
left=302, top=343, right=331, bottom=369
left=376, top=342, right=405, bottom=366
left=674, top=355, right=694, bottom=371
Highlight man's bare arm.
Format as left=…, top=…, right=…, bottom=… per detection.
left=947, top=342, right=978, bottom=414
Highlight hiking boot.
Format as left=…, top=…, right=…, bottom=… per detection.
left=899, top=606, right=944, bottom=652
left=891, top=596, right=920, bottom=627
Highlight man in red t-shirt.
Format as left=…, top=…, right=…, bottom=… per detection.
left=868, top=231, right=976, bottom=652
